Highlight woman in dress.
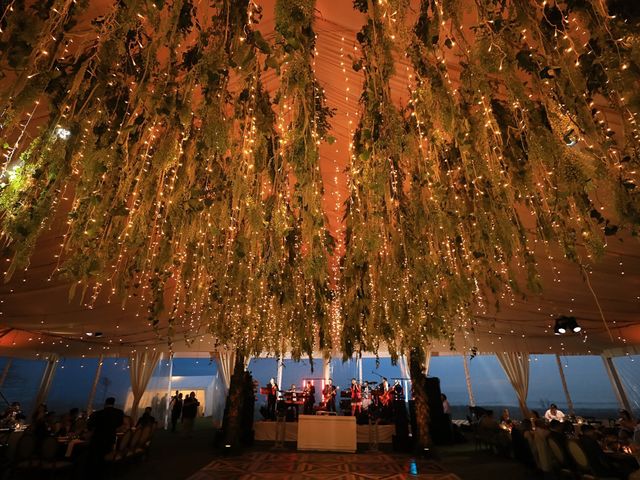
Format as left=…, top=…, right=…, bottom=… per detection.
left=350, top=378, right=362, bottom=416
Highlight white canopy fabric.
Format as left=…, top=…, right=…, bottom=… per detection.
left=496, top=352, right=531, bottom=417
left=0, top=0, right=638, bottom=359
left=213, top=348, right=236, bottom=390
left=128, top=350, right=161, bottom=421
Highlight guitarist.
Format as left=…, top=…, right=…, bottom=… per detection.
left=322, top=378, right=338, bottom=413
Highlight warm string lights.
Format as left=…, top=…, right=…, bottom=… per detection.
left=0, top=0, right=638, bottom=359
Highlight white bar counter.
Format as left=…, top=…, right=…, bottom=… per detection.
left=296, top=414, right=357, bottom=453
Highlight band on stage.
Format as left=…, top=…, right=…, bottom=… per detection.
left=259, top=376, right=406, bottom=422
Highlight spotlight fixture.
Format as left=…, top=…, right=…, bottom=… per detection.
left=554, top=316, right=581, bottom=335
left=84, top=331, right=103, bottom=338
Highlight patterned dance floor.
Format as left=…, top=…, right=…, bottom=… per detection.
left=187, top=451, right=462, bottom=480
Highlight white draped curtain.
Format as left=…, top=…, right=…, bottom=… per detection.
left=423, top=351, right=432, bottom=376
left=496, top=352, right=530, bottom=417
left=398, top=354, right=409, bottom=380
left=213, top=348, right=236, bottom=389
left=128, top=350, right=161, bottom=421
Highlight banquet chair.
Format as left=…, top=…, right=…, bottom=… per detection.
left=11, top=432, right=40, bottom=475
left=39, top=436, right=73, bottom=474
left=125, top=427, right=144, bottom=458
left=133, top=424, right=154, bottom=459
left=105, top=429, right=131, bottom=463
left=547, top=436, right=575, bottom=479
left=566, top=439, right=618, bottom=480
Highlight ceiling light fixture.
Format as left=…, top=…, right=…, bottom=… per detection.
left=554, top=316, right=581, bottom=335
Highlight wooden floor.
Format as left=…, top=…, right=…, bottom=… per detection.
left=187, top=451, right=461, bottom=480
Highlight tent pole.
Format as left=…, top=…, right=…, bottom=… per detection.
left=86, top=354, right=104, bottom=415
left=164, top=353, right=173, bottom=430
left=602, top=355, right=632, bottom=412
left=34, top=355, right=58, bottom=409
left=555, top=355, right=574, bottom=416
left=0, top=358, right=13, bottom=388
left=276, top=357, right=283, bottom=390
left=358, top=356, right=363, bottom=383
left=462, top=354, right=476, bottom=407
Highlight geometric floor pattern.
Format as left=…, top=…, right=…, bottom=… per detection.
left=187, top=451, right=462, bottom=480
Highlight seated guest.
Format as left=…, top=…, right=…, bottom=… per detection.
left=441, top=394, right=451, bottom=416
left=533, top=419, right=555, bottom=473
left=478, top=410, right=510, bottom=455
left=544, top=403, right=565, bottom=422
left=136, top=407, right=156, bottom=428
left=549, top=419, right=572, bottom=466
left=500, top=408, right=511, bottom=425
left=512, top=419, right=536, bottom=468
left=58, top=407, right=81, bottom=436
left=579, top=425, right=623, bottom=478
left=0, top=402, right=26, bottom=427
left=619, top=410, right=636, bottom=437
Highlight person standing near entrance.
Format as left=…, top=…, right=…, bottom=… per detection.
left=170, top=392, right=183, bottom=432
left=182, top=392, right=200, bottom=436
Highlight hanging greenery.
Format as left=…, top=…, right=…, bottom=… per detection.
left=0, top=0, right=334, bottom=359
left=342, top=0, right=639, bottom=358
left=0, top=0, right=638, bottom=358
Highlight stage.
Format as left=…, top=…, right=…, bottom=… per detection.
left=254, top=419, right=396, bottom=445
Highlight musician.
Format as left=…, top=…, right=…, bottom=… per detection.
left=349, top=378, right=362, bottom=416
left=380, top=377, right=389, bottom=392
left=267, top=377, right=278, bottom=420
left=322, top=378, right=338, bottom=413
left=393, top=379, right=404, bottom=402
left=361, top=381, right=372, bottom=411
left=303, top=381, right=315, bottom=415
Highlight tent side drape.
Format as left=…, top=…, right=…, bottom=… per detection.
left=128, top=350, right=161, bottom=421
left=423, top=351, right=432, bottom=376
left=34, top=354, right=58, bottom=408
left=213, top=349, right=235, bottom=389
left=86, top=354, right=104, bottom=414
left=0, top=358, right=12, bottom=388
left=398, top=355, right=409, bottom=380
left=496, top=352, right=530, bottom=417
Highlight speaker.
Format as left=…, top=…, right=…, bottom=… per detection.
left=410, top=376, right=452, bottom=445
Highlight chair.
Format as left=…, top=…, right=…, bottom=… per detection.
left=105, top=430, right=131, bottom=462
left=39, top=436, right=73, bottom=472
left=125, top=428, right=143, bottom=458
left=547, top=436, right=574, bottom=479
left=12, top=432, right=40, bottom=473
left=133, top=425, right=153, bottom=457
left=566, top=439, right=618, bottom=480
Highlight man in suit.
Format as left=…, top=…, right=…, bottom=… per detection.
left=85, top=397, right=124, bottom=478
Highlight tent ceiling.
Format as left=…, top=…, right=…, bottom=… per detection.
left=0, top=0, right=639, bottom=358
